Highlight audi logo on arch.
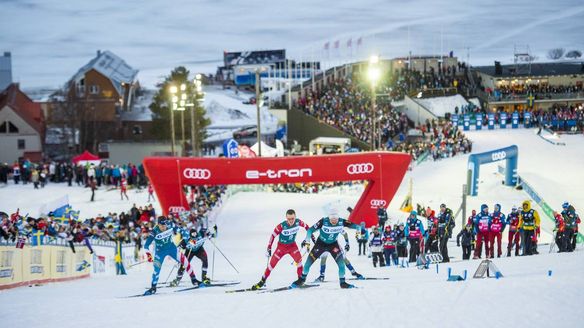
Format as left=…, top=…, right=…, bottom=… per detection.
left=183, top=168, right=211, bottom=179
left=168, top=206, right=186, bottom=213
left=346, top=163, right=374, bottom=174
left=370, top=199, right=387, bottom=207
left=491, top=151, right=507, bottom=162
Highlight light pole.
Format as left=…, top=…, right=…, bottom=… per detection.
left=368, top=55, right=381, bottom=150
left=255, top=69, right=262, bottom=157
left=169, top=85, right=178, bottom=156
left=180, top=83, right=187, bottom=156
left=192, top=74, right=203, bottom=157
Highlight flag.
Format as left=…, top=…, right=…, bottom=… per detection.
left=334, top=40, right=340, bottom=49
left=324, top=42, right=330, bottom=50
left=357, top=37, right=363, bottom=46
left=39, top=195, right=70, bottom=218
left=347, top=38, right=352, bottom=48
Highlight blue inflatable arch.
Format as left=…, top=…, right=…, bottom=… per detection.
left=467, top=145, right=518, bottom=196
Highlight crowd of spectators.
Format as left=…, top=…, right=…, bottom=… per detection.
left=487, top=83, right=584, bottom=101
left=532, top=104, right=584, bottom=132
left=0, top=160, right=148, bottom=189
left=270, top=181, right=362, bottom=194
left=0, top=185, right=227, bottom=255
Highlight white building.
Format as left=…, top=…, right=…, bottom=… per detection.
left=0, top=83, right=44, bottom=163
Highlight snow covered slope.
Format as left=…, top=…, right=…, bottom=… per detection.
left=1, top=191, right=583, bottom=328
left=418, top=94, right=469, bottom=117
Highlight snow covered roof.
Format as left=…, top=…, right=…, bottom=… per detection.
left=474, top=62, right=584, bottom=78
left=71, top=50, right=138, bottom=97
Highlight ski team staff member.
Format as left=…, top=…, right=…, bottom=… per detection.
left=251, top=209, right=310, bottom=290
left=519, top=200, right=540, bottom=256
left=292, top=208, right=360, bottom=289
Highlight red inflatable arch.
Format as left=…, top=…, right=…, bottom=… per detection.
left=143, top=152, right=410, bottom=227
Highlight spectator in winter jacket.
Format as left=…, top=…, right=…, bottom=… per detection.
left=356, top=222, right=369, bottom=255
left=404, top=211, right=425, bottom=263
left=457, top=224, right=475, bottom=260
left=382, top=225, right=398, bottom=266
left=369, top=227, right=385, bottom=267
left=506, top=206, right=521, bottom=256
left=518, top=200, right=540, bottom=256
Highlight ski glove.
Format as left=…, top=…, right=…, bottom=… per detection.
left=146, top=252, right=153, bottom=262
left=266, top=249, right=272, bottom=258
left=301, top=240, right=310, bottom=249
left=344, top=244, right=350, bottom=251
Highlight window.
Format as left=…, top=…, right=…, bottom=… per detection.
left=89, top=85, right=99, bottom=95
left=0, top=121, right=19, bottom=133
left=17, top=139, right=25, bottom=150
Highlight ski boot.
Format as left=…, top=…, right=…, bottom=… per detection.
left=352, top=272, right=365, bottom=280
left=144, top=285, right=157, bottom=296
left=191, top=276, right=202, bottom=288
left=506, top=249, right=511, bottom=257
left=251, top=277, right=265, bottom=290
left=339, top=279, right=355, bottom=289
left=168, top=277, right=181, bottom=287
left=314, top=275, right=325, bottom=283
left=201, top=274, right=211, bottom=285
left=291, top=276, right=305, bottom=288
left=515, top=249, right=520, bottom=256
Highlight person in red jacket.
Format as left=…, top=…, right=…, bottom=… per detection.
left=425, top=210, right=439, bottom=253
left=489, top=204, right=506, bottom=258
left=251, top=209, right=310, bottom=290
left=553, top=211, right=566, bottom=252
left=120, top=175, right=129, bottom=200
left=147, top=184, right=155, bottom=202
left=506, top=206, right=521, bottom=256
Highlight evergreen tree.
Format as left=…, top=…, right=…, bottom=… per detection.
left=149, top=67, right=210, bottom=155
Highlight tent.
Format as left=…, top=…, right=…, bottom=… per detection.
left=250, top=141, right=281, bottom=157
left=72, top=150, right=101, bottom=166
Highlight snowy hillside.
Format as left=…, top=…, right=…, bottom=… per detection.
left=417, top=94, right=469, bottom=117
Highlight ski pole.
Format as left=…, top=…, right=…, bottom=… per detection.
left=208, top=238, right=239, bottom=274
left=128, top=260, right=147, bottom=268
left=163, top=264, right=177, bottom=284
left=290, top=248, right=308, bottom=266
left=211, top=246, right=216, bottom=280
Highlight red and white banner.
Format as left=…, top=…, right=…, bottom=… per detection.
left=143, top=152, right=410, bottom=227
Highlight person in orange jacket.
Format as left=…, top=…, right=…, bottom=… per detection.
left=518, top=200, right=540, bottom=256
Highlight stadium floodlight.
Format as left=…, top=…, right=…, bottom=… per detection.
left=170, top=85, right=178, bottom=94
left=368, top=55, right=381, bottom=150
left=180, top=83, right=187, bottom=91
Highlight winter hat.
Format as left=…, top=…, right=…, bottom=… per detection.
left=494, top=204, right=501, bottom=212
left=328, top=208, right=339, bottom=218
left=481, top=204, right=488, bottom=212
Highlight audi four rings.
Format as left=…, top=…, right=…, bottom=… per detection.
left=183, top=168, right=212, bottom=179
left=346, top=163, right=374, bottom=174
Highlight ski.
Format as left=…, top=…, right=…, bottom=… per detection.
left=225, top=287, right=266, bottom=293
left=261, top=283, right=320, bottom=293
left=158, top=280, right=239, bottom=289
left=348, top=277, right=389, bottom=281
left=175, top=281, right=240, bottom=292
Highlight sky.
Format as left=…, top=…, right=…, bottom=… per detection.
left=1, top=0, right=584, bottom=89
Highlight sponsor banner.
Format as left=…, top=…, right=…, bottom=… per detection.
left=0, top=245, right=92, bottom=289
left=143, top=152, right=410, bottom=227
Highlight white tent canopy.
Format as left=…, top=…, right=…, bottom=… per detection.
left=251, top=140, right=284, bottom=157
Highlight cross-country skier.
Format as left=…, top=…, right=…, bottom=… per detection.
left=315, top=230, right=364, bottom=282
left=518, top=200, right=540, bottom=256
left=405, top=211, right=425, bottom=263
left=292, top=208, right=360, bottom=289
left=489, top=204, right=506, bottom=258
left=169, top=226, right=211, bottom=286
left=143, top=216, right=201, bottom=295
left=251, top=209, right=310, bottom=290
left=473, top=204, right=491, bottom=259
left=506, top=206, right=521, bottom=256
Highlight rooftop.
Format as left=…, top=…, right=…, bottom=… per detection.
left=474, top=61, right=584, bottom=78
